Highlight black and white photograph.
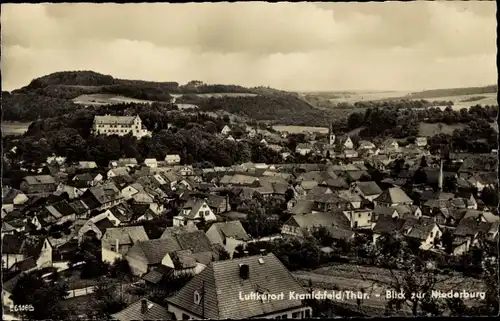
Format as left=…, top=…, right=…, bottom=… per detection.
left=1, top=1, right=498, bottom=320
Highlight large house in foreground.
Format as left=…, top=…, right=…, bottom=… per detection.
left=93, top=115, right=150, bottom=138
left=166, top=253, right=312, bottom=320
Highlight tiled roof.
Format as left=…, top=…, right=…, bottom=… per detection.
left=23, top=175, right=56, bottom=185
left=102, top=226, right=149, bottom=248
left=326, top=227, right=355, bottom=240
left=94, top=218, right=115, bottom=233
left=3, top=272, right=24, bottom=293
left=129, top=239, right=182, bottom=265
left=322, top=178, right=349, bottom=189
left=9, top=257, right=36, bottom=272
left=142, top=270, right=165, bottom=284
left=160, top=225, right=199, bottom=239
left=355, top=181, right=383, bottom=196
left=166, top=253, right=308, bottom=319
left=306, top=193, right=349, bottom=205
left=171, top=250, right=198, bottom=269
left=95, top=115, right=137, bottom=125
left=2, top=188, right=25, bottom=204
left=290, top=200, right=315, bottom=215
left=2, top=234, right=24, bottom=254
left=290, top=211, right=351, bottom=230
left=176, top=231, right=213, bottom=253
left=372, top=216, right=405, bottom=234
left=407, top=223, right=436, bottom=240
left=111, top=298, right=173, bottom=321
left=211, top=221, right=250, bottom=241
left=374, top=187, right=413, bottom=205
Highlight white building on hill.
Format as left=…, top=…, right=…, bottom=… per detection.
left=92, top=115, right=150, bottom=138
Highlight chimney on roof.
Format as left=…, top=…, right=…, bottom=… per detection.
left=115, top=239, right=119, bottom=254
left=239, top=263, right=249, bottom=280
left=141, top=299, right=148, bottom=314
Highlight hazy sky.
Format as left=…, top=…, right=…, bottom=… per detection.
left=1, top=2, right=497, bottom=92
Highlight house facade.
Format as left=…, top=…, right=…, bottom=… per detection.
left=92, top=115, right=150, bottom=138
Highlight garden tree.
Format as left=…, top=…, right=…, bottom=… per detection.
left=479, top=186, right=499, bottom=207
left=108, top=258, right=132, bottom=280
left=419, top=156, right=428, bottom=168
left=477, top=257, right=500, bottom=316
left=214, top=246, right=231, bottom=260
left=285, top=188, right=295, bottom=203
left=11, top=270, right=70, bottom=320
left=413, top=169, right=428, bottom=185
left=272, top=237, right=321, bottom=271
left=369, top=235, right=456, bottom=316
left=443, top=176, right=457, bottom=193
left=436, top=229, right=454, bottom=255
left=312, top=227, right=335, bottom=247
left=148, top=272, right=195, bottom=305
left=90, top=277, right=127, bottom=320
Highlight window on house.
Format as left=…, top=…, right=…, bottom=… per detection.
left=305, top=309, right=311, bottom=318
left=282, top=314, right=288, bottom=319
left=292, top=312, right=300, bottom=319
left=193, top=291, right=201, bottom=304
left=275, top=316, right=281, bottom=319
left=182, top=313, right=190, bottom=320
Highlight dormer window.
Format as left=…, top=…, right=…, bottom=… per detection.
left=194, top=290, right=201, bottom=305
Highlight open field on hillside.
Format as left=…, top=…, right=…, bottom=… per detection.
left=418, top=122, right=498, bottom=137
left=304, top=91, right=497, bottom=111
left=171, top=93, right=258, bottom=99
left=422, top=92, right=497, bottom=110
left=272, top=125, right=329, bottom=134
left=1, top=122, right=32, bottom=136
left=418, top=123, right=467, bottom=137
left=73, top=94, right=155, bottom=106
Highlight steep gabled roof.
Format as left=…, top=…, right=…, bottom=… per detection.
left=23, top=175, right=56, bottom=185
left=355, top=181, right=383, bottom=196
left=211, top=221, right=250, bottom=241
left=129, top=239, right=182, bottom=265
left=166, top=253, right=308, bottom=319
left=374, top=187, right=413, bottom=205
left=111, top=298, right=173, bottom=321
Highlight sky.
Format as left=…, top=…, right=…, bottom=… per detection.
left=1, top=2, right=497, bottom=92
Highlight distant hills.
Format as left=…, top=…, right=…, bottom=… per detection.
left=10, top=70, right=291, bottom=102
left=404, top=85, right=497, bottom=99
left=3, top=71, right=336, bottom=126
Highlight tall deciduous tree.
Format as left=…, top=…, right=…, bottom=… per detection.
left=11, top=270, right=70, bottom=320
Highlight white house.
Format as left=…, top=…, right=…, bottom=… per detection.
left=165, top=154, right=181, bottom=165
left=343, top=136, right=354, bottom=150
left=296, top=143, right=313, bottom=155
left=221, top=125, right=232, bottom=135
left=205, top=221, right=250, bottom=257
left=351, top=181, right=383, bottom=202
left=92, top=115, right=150, bottom=139
left=406, top=223, right=443, bottom=251
left=101, top=226, right=149, bottom=264
left=343, top=209, right=373, bottom=229
left=173, top=199, right=217, bottom=227
left=107, top=167, right=130, bottom=179
left=416, top=137, right=428, bottom=147
left=2, top=188, right=28, bottom=213
left=144, top=158, right=158, bottom=168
